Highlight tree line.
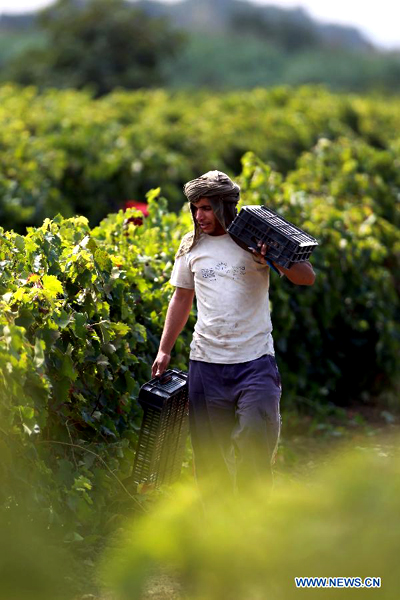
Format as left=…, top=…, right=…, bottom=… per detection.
left=1, top=0, right=400, bottom=94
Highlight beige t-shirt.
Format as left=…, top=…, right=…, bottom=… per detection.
left=170, top=233, right=275, bottom=363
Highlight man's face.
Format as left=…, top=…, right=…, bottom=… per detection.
left=193, top=198, right=226, bottom=236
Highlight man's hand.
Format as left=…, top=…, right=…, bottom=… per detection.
left=250, top=241, right=269, bottom=265
left=251, top=240, right=315, bottom=285
left=151, top=350, right=171, bottom=378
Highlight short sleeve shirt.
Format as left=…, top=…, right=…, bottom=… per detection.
left=170, top=233, right=275, bottom=363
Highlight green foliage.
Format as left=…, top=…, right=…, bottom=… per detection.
left=281, top=49, right=400, bottom=93
left=2, top=0, right=184, bottom=96
left=0, top=30, right=47, bottom=69
left=4, top=84, right=400, bottom=232
left=162, top=33, right=288, bottom=89
left=163, top=32, right=400, bottom=92
left=3, top=0, right=400, bottom=93
left=238, top=148, right=400, bottom=406
left=0, top=508, right=74, bottom=600
left=1, top=84, right=399, bottom=544
left=0, top=191, right=192, bottom=539
left=229, top=5, right=320, bottom=52
left=100, top=443, right=400, bottom=600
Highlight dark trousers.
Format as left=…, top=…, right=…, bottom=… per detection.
left=188, top=354, right=282, bottom=495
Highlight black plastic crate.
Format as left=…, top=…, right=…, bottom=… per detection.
left=132, top=369, right=189, bottom=488
left=227, top=205, right=318, bottom=268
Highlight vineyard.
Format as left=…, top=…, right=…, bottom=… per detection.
left=1, top=83, right=400, bottom=599
left=2, top=83, right=400, bottom=232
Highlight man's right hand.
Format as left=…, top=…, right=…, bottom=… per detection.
left=150, top=287, right=194, bottom=379
left=151, top=350, right=171, bottom=378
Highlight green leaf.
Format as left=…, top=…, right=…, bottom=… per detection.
left=34, top=338, right=45, bottom=368
left=98, top=321, right=111, bottom=344
left=13, top=288, right=27, bottom=302
left=96, top=354, right=109, bottom=367
left=54, top=309, right=71, bottom=329
left=111, top=322, right=130, bottom=336
left=94, top=248, right=112, bottom=272
left=41, top=321, right=61, bottom=348
left=72, top=312, right=88, bottom=338
left=60, top=355, right=77, bottom=381
left=146, top=187, right=161, bottom=203
left=14, top=235, right=25, bottom=251
left=15, top=308, right=36, bottom=330
left=42, top=275, right=64, bottom=297
left=20, top=406, right=34, bottom=421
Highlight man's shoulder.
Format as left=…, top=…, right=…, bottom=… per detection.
left=176, top=232, right=247, bottom=260
left=181, top=231, right=194, bottom=244
left=175, top=231, right=195, bottom=259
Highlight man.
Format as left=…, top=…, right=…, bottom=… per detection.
left=152, top=170, right=315, bottom=495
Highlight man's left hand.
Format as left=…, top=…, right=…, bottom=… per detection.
left=250, top=241, right=269, bottom=265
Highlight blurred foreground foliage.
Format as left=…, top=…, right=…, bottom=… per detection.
left=101, top=443, right=400, bottom=600
left=0, top=508, right=74, bottom=600
left=2, top=84, right=400, bottom=230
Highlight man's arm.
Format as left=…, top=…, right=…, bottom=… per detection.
left=151, top=286, right=195, bottom=377
left=252, top=242, right=316, bottom=286
left=273, top=260, right=315, bottom=286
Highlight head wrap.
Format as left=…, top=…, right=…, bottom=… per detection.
left=176, top=170, right=240, bottom=257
